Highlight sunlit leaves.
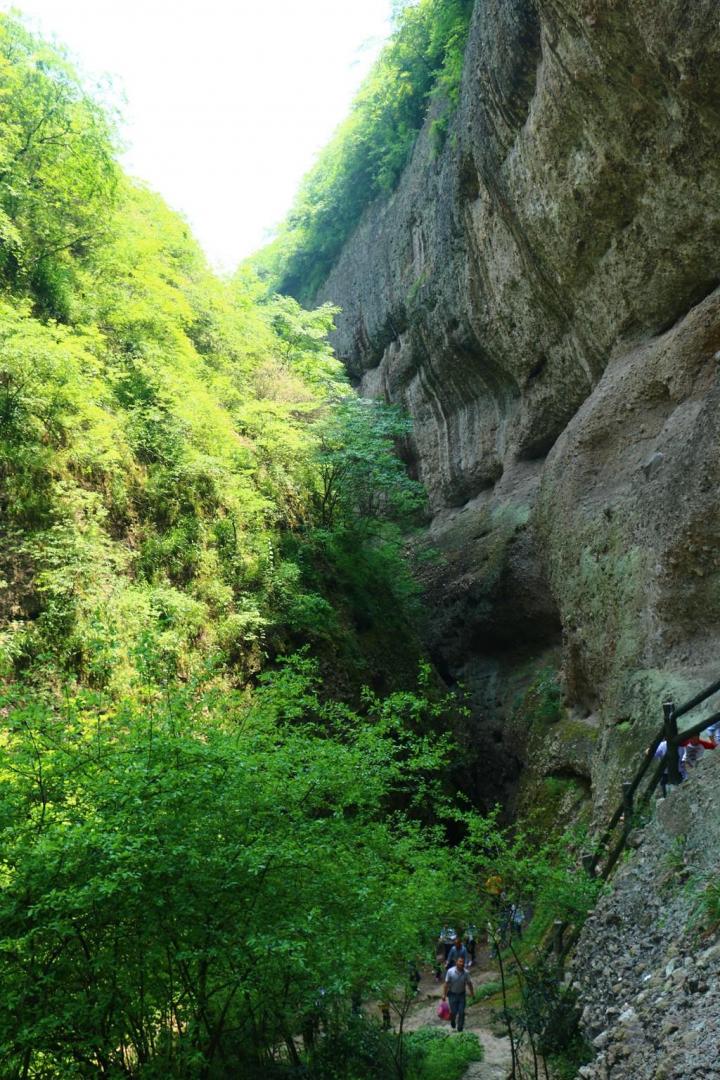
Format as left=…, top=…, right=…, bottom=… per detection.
left=312, top=396, right=425, bottom=529
left=0, top=13, right=426, bottom=694
left=0, top=14, right=119, bottom=317
left=0, top=13, right=450, bottom=1078
left=0, top=663, right=463, bottom=1076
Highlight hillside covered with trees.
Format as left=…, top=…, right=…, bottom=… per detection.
left=0, top=11, right=460, bottom=1075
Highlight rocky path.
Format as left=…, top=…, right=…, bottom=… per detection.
left=403, top=952, right=512, bottom=1080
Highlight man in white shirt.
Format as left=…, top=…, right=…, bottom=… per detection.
left=442, top=954, right=474, bottom=1032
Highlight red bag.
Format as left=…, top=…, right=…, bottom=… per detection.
left=437, top=999, right=451, bottom=1020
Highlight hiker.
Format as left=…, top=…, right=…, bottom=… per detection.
left=510, top=902, right=525, bottom=939
left=465, top=924, right=478, bottom=967
left=680, top=733, right=716, bottom=769
left=302, top=988, right=326, bottom=1052
left=301, top=1012, right=317, bottom=1053
left=438, top=924, right=456, bottom=961
left=484, top=873, right=503, bottom=911
left=498, top=899, right=514, bottom=948
left=442, top=953, right=474, bottom=1032
left=446, top=935, right=469, bottom=970
left=652, top=738, right=686, bottom=796
left=407, top=960, right=421, bottom=995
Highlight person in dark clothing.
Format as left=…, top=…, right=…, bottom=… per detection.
left=651, top=738, right=686, bottom=797
left=445, top=935, right=469, bottom=970
left=438, top=924, right=456, bottom=961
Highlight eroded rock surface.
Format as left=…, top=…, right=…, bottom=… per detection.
left=318, top=0, right=720, bottom=813
left=322, top=0, right=720, bottom=510
left=538, top=288, right=720, bottom=818
left=571, top=750, right=720, bottom=1080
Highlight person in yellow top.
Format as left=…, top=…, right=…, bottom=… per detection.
left=484, top=874, right=504, bottom=929
left=485, top=874, right=503, bottom=896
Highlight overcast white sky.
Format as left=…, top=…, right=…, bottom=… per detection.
left=3, top=1, right=393, bottom=271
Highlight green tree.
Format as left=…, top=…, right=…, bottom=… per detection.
left=0, top=14, right=118, bottom=317
left=312, top=397, right=424, bottom=531
left=0, top=18, right=452, bottom=1078
left=0, top=661, right=463, bottom=1077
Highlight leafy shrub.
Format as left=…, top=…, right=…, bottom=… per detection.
left=405, top=1027, right=483, bottom=1079
left=699, top=876, right=720, bottom=927
left=307, top=1022, right=482, bottom=1080
left=545, top=1037, right=594, bottom=1080
left=308, top=1015, right=398, bottom=1080
left=470, top=980, right=503, bottom=1003
left=687, top=871, right=720, bottom=936
left=0, top=661, right=468, bottom=1078
left=0, top=14, right=118, bottom=316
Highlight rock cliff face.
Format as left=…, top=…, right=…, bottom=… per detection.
left=318, top=0, right=720, bottom=816
left=571, top=751, right=720, bottom=1080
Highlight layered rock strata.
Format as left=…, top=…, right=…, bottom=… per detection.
left=318, top=0, right=720, bottom=812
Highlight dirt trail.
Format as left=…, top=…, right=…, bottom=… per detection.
left=402, top=950, right=512, bottom=1080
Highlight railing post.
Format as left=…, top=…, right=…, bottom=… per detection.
left=663, top=700, right=682, bottom=786
left=622, top=781, right=633, bottom=835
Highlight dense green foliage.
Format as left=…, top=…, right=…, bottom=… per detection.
left=405, top=1029, right=484, bottom=1079
left=307, top=1019, right=482, bottom=1080
left=0, top=9, right=427, bottom=698
left=253, top=0, right=475, bottom=302
left=464, top=812, right=601, bottom=945
left=496, top=951, right=593, bottom=1080
left=0, top=16, right=118, bottom=320
left=461, top=812, right=600, bottom=1080
left=0, top=12, right=455, bottom=1077
left=0, top=660, right=469, bottom=1078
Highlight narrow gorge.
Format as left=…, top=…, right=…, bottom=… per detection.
left=2, top=3, right=720, bottom=1077
left=306, top=2, right=720, bottom=1074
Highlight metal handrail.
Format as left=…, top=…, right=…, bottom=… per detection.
left=550, top=676, right=720, bottom=963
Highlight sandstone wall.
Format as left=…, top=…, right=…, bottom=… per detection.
left=318, top=0, right=720, bottom=813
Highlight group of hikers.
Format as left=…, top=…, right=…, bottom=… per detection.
left=379, top=931, right=479, bottom=1034
left=433, top=897, right=525, bottom=1033
left=434, top=928, right=476, bottom=1033
left=653, top=723, right=720, bottom=794
left=384, top=722, right=720, bottom=1039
